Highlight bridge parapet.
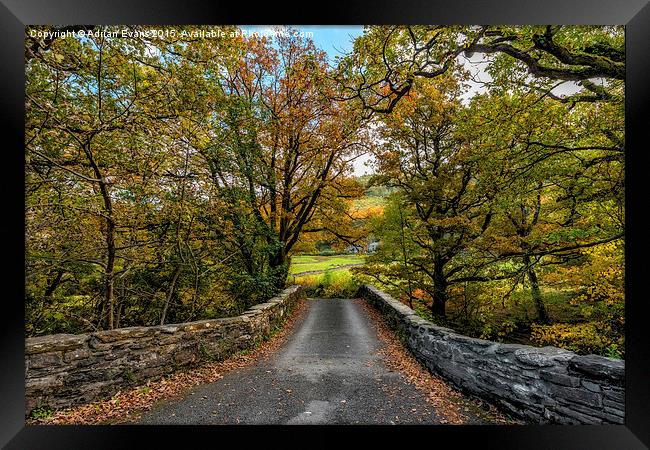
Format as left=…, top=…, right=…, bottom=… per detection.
left=25, top=285, right=305, bottom=415
left=358, top=284, right=624, bottom=424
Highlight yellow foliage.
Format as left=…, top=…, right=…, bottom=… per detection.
left=531, top=322, right=624, bottom=358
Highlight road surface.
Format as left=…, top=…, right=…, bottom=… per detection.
left=138, top=298, right=482, bottom=425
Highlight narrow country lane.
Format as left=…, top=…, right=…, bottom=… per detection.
left=137, top=298, right=486, bottom=425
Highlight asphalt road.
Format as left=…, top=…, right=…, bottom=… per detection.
left=138, top=298, right=451, bottom=424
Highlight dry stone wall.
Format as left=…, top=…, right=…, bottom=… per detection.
left=358, top=285, right=624, bottom=424
left=25, top=285, right=305, bottom=414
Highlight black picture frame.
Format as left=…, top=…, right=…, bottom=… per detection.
left=1, top=1, right=648, bottom=448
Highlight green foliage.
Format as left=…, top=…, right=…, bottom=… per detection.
left=352, top=195, right=386, bottom=210
left=140, top=386, right=152, bottom=395
left=198, top=342, right=211, bottom=361
left=479, top=318, right=521, bottom=342
left=226, top=270, right=281, bottom=312
left=29, top=407, right=54, bottom=420
left=122, top=369, right=135, bottom=383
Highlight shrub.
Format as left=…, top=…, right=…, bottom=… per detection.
left=320, top=271, right=360, bottom=298
left=480, top=318, right=520, bottom=342
left=531, top=321, right=624, bottom=358
left=295, top=270, right=360, bottom=298
left=29, top=406, right=53, bottom=420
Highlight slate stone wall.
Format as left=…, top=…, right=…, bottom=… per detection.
left=358, top=285, right=624, bottom=424
left=25, top=285, right=305, bottom=414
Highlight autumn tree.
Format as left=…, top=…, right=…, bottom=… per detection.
left=25, top=27, right=181, bottom=329
left=344, top=25, right=624, bottom=322
left=338, top=25, right=624, bottom=113
left=461, top=84, right=624, bottom=322
left=26, top=26, right=247, bottom=331
left=358, top=75, right=504, bottom=316
left=177, top=30, right=369, bottom=293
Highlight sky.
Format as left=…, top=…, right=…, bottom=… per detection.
left=240, top=25, right=363, bottom=64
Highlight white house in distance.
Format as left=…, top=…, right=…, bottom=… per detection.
left=345, top=240, right=381, bottom=254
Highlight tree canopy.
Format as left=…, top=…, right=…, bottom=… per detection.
left=25, top=25, right=624, bottom=358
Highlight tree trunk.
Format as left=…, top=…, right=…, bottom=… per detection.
left=115, top=301, right=122, bottom=329
left=270, top=248, right=289, bottom=289
left=431, top=295, right=446, bottom=316
left=430, top=262, right=448, bottom=317
left=160, top=265, right=182, bottom=325
left=44, top=269, right=65, bottom=298
left=85, top=138, right=117, bottom=330
left=523, top=255, right=549, bottom=324
left=105, top=216, right=116, bottom=330
left=92, top=208, right=115, bottom=331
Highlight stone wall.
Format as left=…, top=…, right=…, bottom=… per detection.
left=358, top=285, right=624, bottom=424
left=25, top=285, right=305, bottom=414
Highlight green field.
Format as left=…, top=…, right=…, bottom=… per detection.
left=289, top=254, right=365, bottom=275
